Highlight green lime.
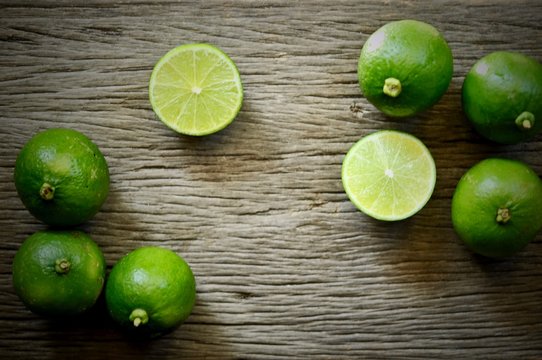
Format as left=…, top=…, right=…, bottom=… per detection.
left=341, top=130, right=436, bottom=221
left=105, top=246, right=196, bottom=338
left=12, top=230, right=106, bottom=317
left=358, top=19, right=453, bottom=117
left=462, top=51, right=542, bottom=144
left=451, top=158, right=542, bottom=258
left=14, top=128, right=110, bottom=227
left=149, top=43, right=243, bottom=136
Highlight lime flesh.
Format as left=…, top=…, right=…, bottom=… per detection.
left=149, top=43, right=243, bottom=136
left=342, top=130, right=436, bottom=221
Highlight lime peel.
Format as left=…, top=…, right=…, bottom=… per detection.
left=462, top=51, right=542, bottom=144
left=358, top=20, right=453, bottom=117
left=12, top=230, right=106, bottom=316
left=105, top=246, right=196, bottom=338
left=14, top=128, right=110, bottom=227
left=451, top=158, right=542, bottom=258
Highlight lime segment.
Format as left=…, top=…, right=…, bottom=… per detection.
left=341, top=130, right=436, bottom=221
left=149, top=43, right=243, bottom=136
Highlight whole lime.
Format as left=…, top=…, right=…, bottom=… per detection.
left=462, top=51, right=542, bottom=144
left=14, top=128, right=110, bottom=227
left=451, top=158, right=542, bottom=258
left=12, top=230, right=106, bottom=316
left=358, top=19, right=453, bottom=117
left=105, top=246, right=196, bottom=338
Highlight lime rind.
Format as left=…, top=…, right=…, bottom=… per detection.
left=341, top=130, right=436, bottom=221
left=149, top=43, right=243, bottom=136
left=358, top=20, right=453, bottom=118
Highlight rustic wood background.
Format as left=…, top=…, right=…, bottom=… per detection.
left=1, top=1, right=542, bottom=359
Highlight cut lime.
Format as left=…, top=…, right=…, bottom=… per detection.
left=149, top=43, right=243, bottom=136
left=341, top=130, right=436, bottom=221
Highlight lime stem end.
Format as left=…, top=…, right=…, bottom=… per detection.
left=55, top=259, right=71, bottom=274
left=515, top=111, right=535, bottom=131
left=383, top=78, right=402, bottom=98
left=496, top=208, right=511, bottom=224
left=39, top=183, right=55, bottom=201
left=129, top=308, right=149, bottom=328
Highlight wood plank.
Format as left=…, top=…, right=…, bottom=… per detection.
left=1, top=1, right=542, bottom=358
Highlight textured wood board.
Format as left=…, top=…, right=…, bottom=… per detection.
left=1, top=1, right=542, bottom=359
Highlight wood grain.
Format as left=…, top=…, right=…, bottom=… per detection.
left=1, top=1, right=542, bottom=359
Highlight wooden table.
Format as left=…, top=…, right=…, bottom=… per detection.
left=1, top=1, right=541, bottom=358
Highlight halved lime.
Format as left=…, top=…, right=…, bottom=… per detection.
left=341, top=130, right=436, bottom=221
left=149, top=43, right=243, bottom=136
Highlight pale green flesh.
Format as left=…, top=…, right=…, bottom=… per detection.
left=149, top=44, right=243, bottom=136
left=342, top=131, right=436, bottom=221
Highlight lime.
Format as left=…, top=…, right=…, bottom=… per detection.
left=341, top=130, right=436, bottom=221
left=358, top=19, right=453, bottom=117
left=462, top=51, right=542, bottom=144
left=149, top=43, right=243, bottom=136
left=105, top=246, right=196, bottom=338
left=451, top=158, right=542, bottom=258
left=14, top=128, right=110, bottom=227
left=12, top=230, right=106, bottom=316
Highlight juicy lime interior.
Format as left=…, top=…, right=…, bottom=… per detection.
left=149, top=43, right=243, bottom=136
left=342, top=130, right=436, bottom=221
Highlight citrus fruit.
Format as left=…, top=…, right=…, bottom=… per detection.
left=12, top=230, right=106, bottom=317
left=341, top=130, right=436, bottom=221
left=149, top=43, right=243, bottom=136
left=105, top=246, right=196, bottom=338
left=14, top=128, right=110, bottom=227
left=358, top=19, right=453, bottom=117
left=462, top=51, right=542, bottom=144
left=451, top=158, right=542, bottom=258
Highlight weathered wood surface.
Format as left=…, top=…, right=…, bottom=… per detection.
left=1, top=1, right=542, bottom=359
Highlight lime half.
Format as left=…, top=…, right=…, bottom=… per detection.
left=149, top=43, right=243, bottom=136
left=342, top=130, right=436, bottom=221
